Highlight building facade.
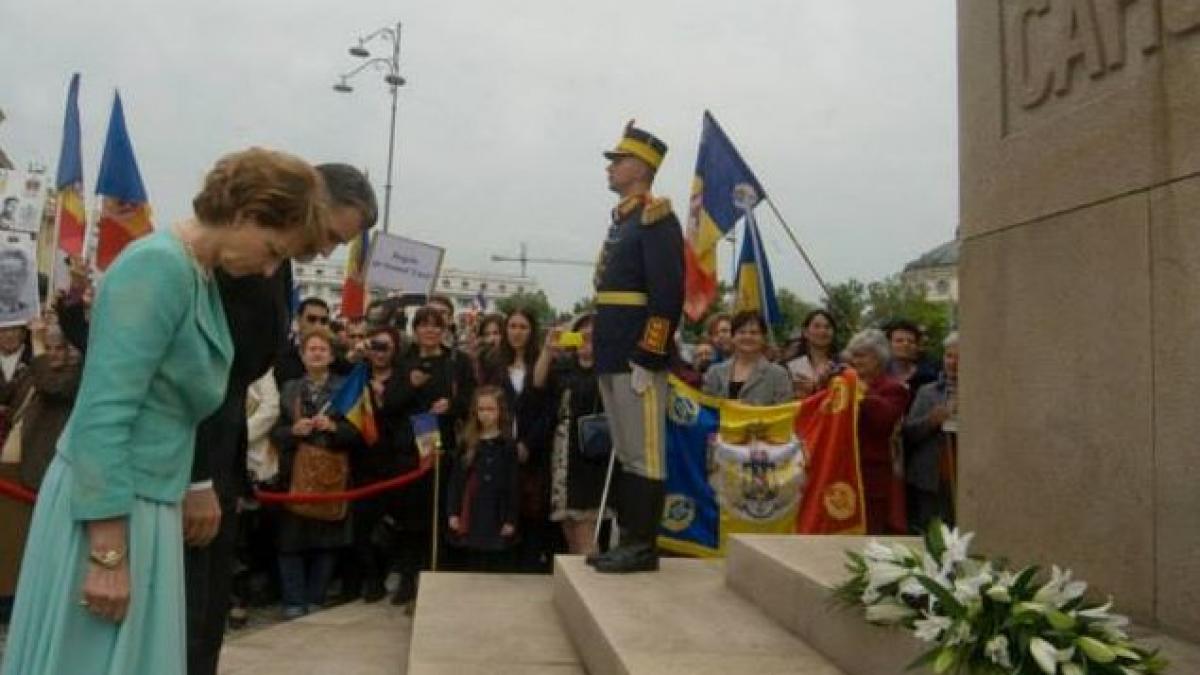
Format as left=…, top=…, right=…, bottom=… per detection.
left=901, top=240, right=958, bottom=304
left=291, top=258, right=539, bottom=316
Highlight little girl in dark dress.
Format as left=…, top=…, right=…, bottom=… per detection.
left=447, top=386, right=520, bottom=571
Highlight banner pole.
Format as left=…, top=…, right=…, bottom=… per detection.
left=762, top=197, right=832, bottom=300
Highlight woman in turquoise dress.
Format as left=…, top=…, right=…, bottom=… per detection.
left=1, top=147, right=330, bottom=675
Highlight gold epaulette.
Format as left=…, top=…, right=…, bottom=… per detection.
left=641, top=196, right=673, bottom=226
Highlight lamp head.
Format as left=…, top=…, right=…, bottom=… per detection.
left=349, top=44, right=370, bottom=58
left=384, top=74, right=406, bottom=86
left=333, top=80, right=353, bottom=93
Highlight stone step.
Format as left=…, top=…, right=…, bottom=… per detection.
left=726, top=535, right=927, bottom=675
left=552, top=555, right=845, bottom=674
left=725, top=534, right=1200, bottom=675
left=407, top=572, right=584, bottom=674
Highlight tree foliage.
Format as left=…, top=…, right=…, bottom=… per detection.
left=496, top=290, right=558, bottom=327
left=821, top=275, right=953, bottom=360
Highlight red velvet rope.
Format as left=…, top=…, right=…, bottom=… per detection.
left=0, top=455, right=435, bottom=507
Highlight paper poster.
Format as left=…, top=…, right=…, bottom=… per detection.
left=364, top=233, right=444, bottom=296
left=0, top=231, right=41, bottom=327
left=0, top=168, right=50, bottom=234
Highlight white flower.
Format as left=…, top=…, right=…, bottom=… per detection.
left=945, top=620, right=973, bottom=646
left=912, top=614, right=952, bottom=642
left=952, top=562, right=994, bottom=604
left=1034, top=566, right=1088, bottom=608
left=986, top=584, right=1012, bottom=603
left=864, top=599, right=916, bottom=625
left=940, top=524, right=975, bottom=568
left=1030, top=637, right=1058, bottom=674
left=1079, top=599, right=1130, bottom=641
left=984, top=635, right=1013, bottom=669
left=899, top=575, right=928, bottom=599
left=866, top=561, right=911, bottom=590
left=860, top=587, right=881, bottom=605
left=1062, top=664, right=1084, bottom=675
left=863, top=540, right=896, bottom=563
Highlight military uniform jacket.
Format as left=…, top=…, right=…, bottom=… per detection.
left=593, top=194, right=684, bottom=374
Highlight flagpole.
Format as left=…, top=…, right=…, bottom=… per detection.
left=762, top=197, right=831, bottom=300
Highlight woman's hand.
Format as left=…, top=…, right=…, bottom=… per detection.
left=500, top=523, right=515, bottom=538
left=312, top=414, right=337, bottom=433
left=82, top=518, right=130, bottom=623
left=292, top=417, right=315, bottom=437
left=544, top=326, right=564, bottom=355
left=448, top=515, right=462, bottom=533
left=430, top=398, right=450, bottom=415
left=516, top=441, right=530, bottom=464
left=410, top=369, right=431, bottom=389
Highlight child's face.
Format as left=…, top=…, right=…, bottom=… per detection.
left=476, top=395, right=500, bottom=429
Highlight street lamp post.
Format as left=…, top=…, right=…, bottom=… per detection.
left=334, top=21, right=405, bottom=233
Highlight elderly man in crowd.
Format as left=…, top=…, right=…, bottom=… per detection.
left=902, top=332, right=959, bottom=531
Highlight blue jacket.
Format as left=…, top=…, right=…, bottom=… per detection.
left=59, top=230, right=233, bottom=520
left=592, top=194, right=685, bottom=374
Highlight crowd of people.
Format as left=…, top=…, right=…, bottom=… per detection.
left=0, top=134, right=959, bottom=675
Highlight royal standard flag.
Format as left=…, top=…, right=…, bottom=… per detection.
left=340, top=229, right=370, bottom=319
left=659, top=369, right=867, bottom=555
left=733, top=210, right=781, bottom=326
left=684, top=111, right=766, bottom=322
left=95, top=92, right=152, bottom=271
left=659, top=378, right=805, bottom=557
left=54, top=73, right=86, bottom=258
left=330, top=363, right=378, bottom=445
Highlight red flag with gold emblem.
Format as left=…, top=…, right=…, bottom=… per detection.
left=795, top=368, right=867, bottom=534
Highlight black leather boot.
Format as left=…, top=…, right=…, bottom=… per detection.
left=593, top=475, right=664, bottom=574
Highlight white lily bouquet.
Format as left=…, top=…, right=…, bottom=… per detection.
left=833, top=521, right=1167, bottom=674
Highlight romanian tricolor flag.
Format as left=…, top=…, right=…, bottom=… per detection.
left=733, top=210, right=781, bottom=326
left=54, top=74, right=86, bottom=258
left=684, top=111, right=766, bottom=321
left=95, top=92, right=152, bottom=271
left=330, top=363, right=378, bottom=446
left=340, top=229, right=370, bottom=319
left=658, top=369, right=867, bottom=556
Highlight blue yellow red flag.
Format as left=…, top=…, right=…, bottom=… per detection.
left=95, top=91, right=152, bottom=270
left=330, top=363, right=379, bottom=445
left=684, top=111, right=766, bottom=321
left=340, top=230, right=370, bottom=318
left=733, top=211, right=781, bottom=326
left=54, top=73, right=86, bottom=257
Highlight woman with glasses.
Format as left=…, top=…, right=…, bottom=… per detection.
left=348, top=327, right=404, bottom=602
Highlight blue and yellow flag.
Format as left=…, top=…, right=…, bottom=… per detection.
left=330, top=364, right=378, bottom=445
left=54, top=74, right=86, bottom=258
left=684, top=111, right=766, bottom=322
left=733, top=212, right=781, bottom=326
left=659, top=378, right=805, bottom=557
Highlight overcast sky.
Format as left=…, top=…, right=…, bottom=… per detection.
left=0, top=0, right=958, bottom=310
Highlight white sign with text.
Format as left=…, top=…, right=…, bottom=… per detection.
left=364, top=233, right=444, bottom=296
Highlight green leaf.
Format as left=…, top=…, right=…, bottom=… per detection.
left=916, top=575, right=966, bottom=619
left=925, top=518, right=947, bottom=560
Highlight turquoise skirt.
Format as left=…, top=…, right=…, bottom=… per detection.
left=1, top=457, right=186, bottom=675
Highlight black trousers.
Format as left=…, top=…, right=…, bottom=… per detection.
left=185, top=498, right=239, bottom=675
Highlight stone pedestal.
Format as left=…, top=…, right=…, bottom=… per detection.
left=957, top=0, right=1200, bottom=642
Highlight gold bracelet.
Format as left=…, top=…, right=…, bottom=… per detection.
left=88, top=548, right=126, bottom=570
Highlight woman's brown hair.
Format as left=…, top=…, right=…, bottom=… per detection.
left=192, top=147, right=330, bottom=254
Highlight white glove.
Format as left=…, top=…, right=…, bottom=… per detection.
left=629, top=362, right=651, bottom=395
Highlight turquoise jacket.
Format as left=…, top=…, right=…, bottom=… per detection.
left=58, top=230, right=234, bottom=520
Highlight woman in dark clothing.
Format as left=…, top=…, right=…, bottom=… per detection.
left=533, top=314, right=609, bottom=557
left=270, top=329, right=360, bottom=619
left=389, top=306, right=475, bottom=604
left=480, top=307, right=554, bottom=572
left=447, top=386, right=519, bottom=571
left=17, top=324, right=81, bottom=490
left=349, top=326, right=404, bottom=602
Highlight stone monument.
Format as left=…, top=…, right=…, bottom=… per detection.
left=958, top=0, right=1200, bottom=643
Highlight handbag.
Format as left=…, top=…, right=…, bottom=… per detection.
left=285, top=396, right=349, bottom=522
left=577, top=412, right=612, bottom=463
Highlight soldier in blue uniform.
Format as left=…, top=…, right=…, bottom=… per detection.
left=588, top=121, right=684, bottom=573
